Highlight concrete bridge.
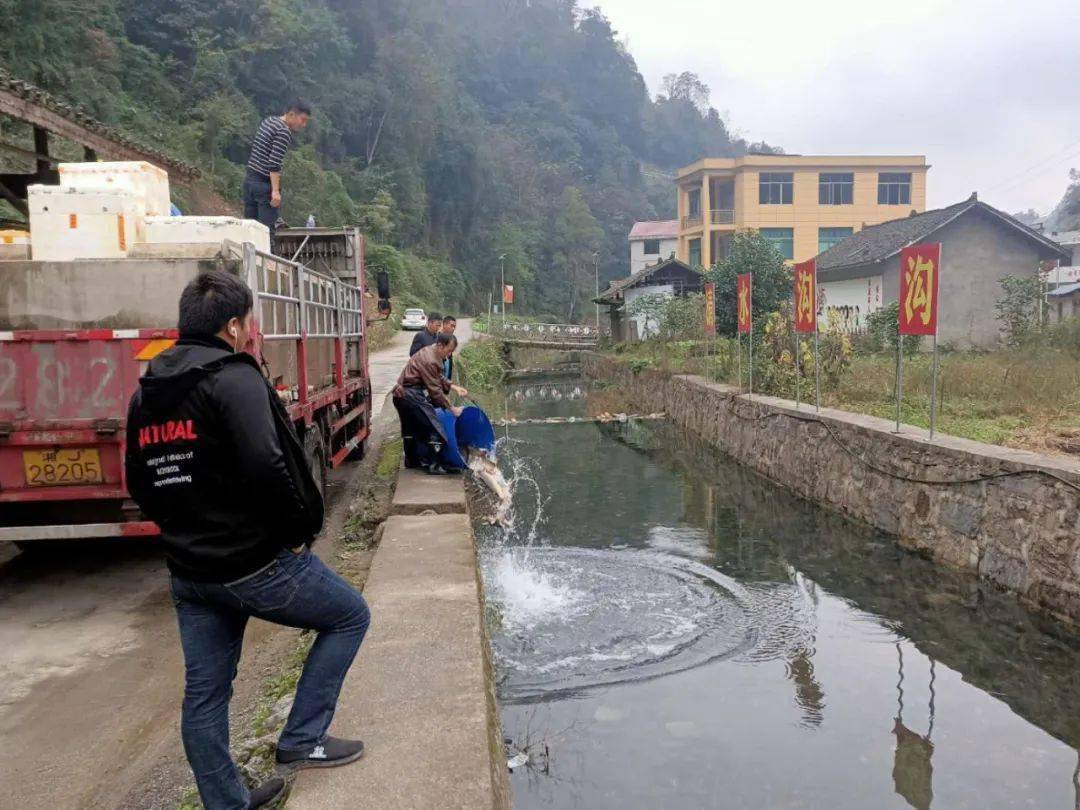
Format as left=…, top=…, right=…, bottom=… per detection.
left=484, top=320, right=601, bottom=349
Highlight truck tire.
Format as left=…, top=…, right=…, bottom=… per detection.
left=303, top=428, right=327, bottom=500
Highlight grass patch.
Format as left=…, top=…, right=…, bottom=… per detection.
left=376, top=437, right=403, bottom=478
left=458, top=339, right=508, bottom=392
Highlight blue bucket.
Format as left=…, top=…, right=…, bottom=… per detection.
left=434, top=405, right=496, bottom=469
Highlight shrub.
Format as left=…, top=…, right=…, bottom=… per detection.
left=865, top=301, right=921, bottom=356
left=995, top=275, right=1042, bottom=346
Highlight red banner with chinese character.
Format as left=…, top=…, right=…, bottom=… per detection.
left=737, top=273, right=752, bottom=334
left=794, top=259, right=816, bottom=334
left=703, top=282, right=716, bottom=336
left=503, top=284, right=514, bottom=305
left=898, top=243, right=941, bottom=335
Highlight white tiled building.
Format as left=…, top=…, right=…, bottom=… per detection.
left=629, top=220, right=678, bottom=275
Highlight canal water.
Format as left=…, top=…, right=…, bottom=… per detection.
left=472, top=377, right=1080, bottom=809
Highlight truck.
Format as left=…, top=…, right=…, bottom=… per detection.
left=0, top=226, right=387, bottom=546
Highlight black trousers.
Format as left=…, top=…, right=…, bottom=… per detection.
left=241, top=172, right=278, bottom=232
left=393, top=388, right=448, bottom=466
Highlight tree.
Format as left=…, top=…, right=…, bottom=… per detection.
left=551, top=187, right=604, bottom=323
left=995, top=275, right=1043, bottom=346
left=705, top=231, right=791, bottom=336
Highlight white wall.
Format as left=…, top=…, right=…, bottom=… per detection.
left=624, top=283, right=674, bottom=340
left=629, top=237, right=678, bottom=275
left=818, top=276, right=884, bottom=333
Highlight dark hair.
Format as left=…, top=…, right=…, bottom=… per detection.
left=427, top=311, right=443, bottom=322
left=442, top=314, right=457, bottom=323
left=435, top=333, right=457, bottom=348
left=178, top=271, right=253, bottom=338
left=287, top=98, right=313, bottom=116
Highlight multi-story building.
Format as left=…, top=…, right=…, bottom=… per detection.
left=628, top=220, right=679, bottom=274
left=675, top=154, right=929, bottom=267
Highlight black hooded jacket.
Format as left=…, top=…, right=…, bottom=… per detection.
left=125, top=336, right=324, bottom=582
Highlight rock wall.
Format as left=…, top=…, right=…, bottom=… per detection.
left=582, top=353, right=1080, bottom=625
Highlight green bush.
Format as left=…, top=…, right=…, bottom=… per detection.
left=864, top=302, right=921, bottom=356
left=457, top=340, right=506, bottom=391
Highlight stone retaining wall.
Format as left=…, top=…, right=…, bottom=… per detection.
left=582, top=353, right=1080, bottom=625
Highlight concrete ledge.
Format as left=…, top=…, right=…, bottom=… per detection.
left=287, top=508, right=509, bottom=810
left=391, top=468, right=468, bottom=515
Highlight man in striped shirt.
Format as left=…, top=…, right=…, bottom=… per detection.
left=242, top=99, right=312, bottom=233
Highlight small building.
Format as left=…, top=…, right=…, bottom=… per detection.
left=815, top=194, right=1070, bottom=347
left=594, top=257, right=703, bottom=342
left=1047, top=282, right=1080, bottom=324
left=629, top=220, right=679, bottom=274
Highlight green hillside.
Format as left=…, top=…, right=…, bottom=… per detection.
left=1, top=0, right=775, bottom=316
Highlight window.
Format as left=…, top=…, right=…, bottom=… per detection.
left=878, top=172, right=912, bottom=205
left=643, top=238, right=661, bottom=255
left=818, top=227, right=854, bottom=253
left=819, top=173, right=853, bottom=205
left=759, top=172, right=793, bottom=205
left=760, top=228, right=794, bottom=260
left=688, top=238, right=702, bottom=268
left=687, top=189, right=701, bottom=216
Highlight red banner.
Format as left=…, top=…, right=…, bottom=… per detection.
left=503, top=284, right=514, bottom=305
left=794, top=259, right=816, bottom=334
left=898, top=243, right=941, bottom=335
left=703, top=282, right=716, bottom=336
left=737, top=273, right=752, bottom=334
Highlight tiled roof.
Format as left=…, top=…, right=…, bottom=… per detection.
left=0, top=68, right=197, bottom=177
left=595, top=257, right=700, bottom=304
left=629, top=220, right=679, bottom=240
left=816, top=196, right=1069, bottom=273
left=1047, top=281, right=1080, bottom=297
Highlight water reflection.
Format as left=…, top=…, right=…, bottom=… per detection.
left=474, top=390, right=1080, bottom=809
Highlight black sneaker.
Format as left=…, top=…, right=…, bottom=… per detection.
left=275, top=737, right=365, bottom=773
left=248, top=776, right=287, bottom=808
left=425, top=463, right=451, bottom=475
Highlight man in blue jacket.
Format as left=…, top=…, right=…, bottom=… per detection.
left=125, top=271, right=369, bottom=809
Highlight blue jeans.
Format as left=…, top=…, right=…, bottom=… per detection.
left=241, top=172, right=278, bottom=232
left=170, top=547, right=370, bottom=810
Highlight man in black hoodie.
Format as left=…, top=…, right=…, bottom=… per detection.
left=125, top=271, right=369, bottom=810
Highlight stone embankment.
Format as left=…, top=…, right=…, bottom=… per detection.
left=287, top=468, right=510, bottom=809
left=582, top=353, right=1080, bottom=625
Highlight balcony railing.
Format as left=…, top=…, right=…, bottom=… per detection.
left=710, top=209, right=735, bottom=225
left=681, top=213, right=703, bottom=228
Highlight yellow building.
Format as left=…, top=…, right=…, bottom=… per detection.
left=675, top=154, right=928, bottom=267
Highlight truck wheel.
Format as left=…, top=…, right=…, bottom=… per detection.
left=303, top=429, right=327, bottom=500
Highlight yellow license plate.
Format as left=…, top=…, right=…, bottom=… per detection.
left=23, top=448, right=104, bottom=487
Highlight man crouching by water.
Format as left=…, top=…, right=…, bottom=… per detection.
left=124, top=271, right=369, bottom=809
left=394, top=332, right=468, bottom=474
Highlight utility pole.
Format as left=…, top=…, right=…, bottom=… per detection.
left=499, top=254, right=506, bottom=326
left=593, top=251, right=600, bottom=329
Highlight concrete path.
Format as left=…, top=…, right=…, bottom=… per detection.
left=287, top=466, right=509, bottom=809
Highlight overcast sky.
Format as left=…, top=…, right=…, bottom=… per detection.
left=600, top=0, right=1080, bottom=216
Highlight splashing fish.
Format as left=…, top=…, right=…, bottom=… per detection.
left=468, top=450, right=512, bottom=525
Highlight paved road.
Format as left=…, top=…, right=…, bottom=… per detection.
left=0, top=320, right=470, bottom=809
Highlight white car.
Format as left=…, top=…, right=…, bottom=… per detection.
left=401, top=308, right=427, bottom=331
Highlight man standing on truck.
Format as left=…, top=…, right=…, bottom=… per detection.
left=242, top=99, right=312, bottom=234
left=409, top=310, right=442, bottom=356
left=125, top=271, right=369, bottom=810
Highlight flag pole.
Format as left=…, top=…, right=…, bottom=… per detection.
left=737, top=332, right=742, bottom=392
left=748, top=319, right=753, bottom=400
left=794, top=329, right=801, bottom=409
left=895, top=329, right=904, bottom=433
left=813, top=322, right=821, bottom=412
left=928, top=244, right=943, bottom=439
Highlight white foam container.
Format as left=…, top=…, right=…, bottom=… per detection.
left=141, top=216, right=271, bottom=253
left=28, top=185, right=144, bottom=261
left=58, top=161, right=172, bottom=216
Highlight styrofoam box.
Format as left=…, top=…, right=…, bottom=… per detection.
left=0, top=229, right=30, bottom=245
left=28, top=185, right=144, bottom=261
left=141, top=216, right=271, bottom=253
left=58, top=161, right=171, bottom=216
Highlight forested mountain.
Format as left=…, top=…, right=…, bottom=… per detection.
left=1046, top=170, right=1080, bottom=233
left=1, top=0, right=773, bottom=318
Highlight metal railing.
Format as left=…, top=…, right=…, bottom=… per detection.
left=710, top=209, right=735, bottom=225
left=681, top=213, right=703, bottom=228
left=240, top=243, right=363, bottom=341
left=487, top=321, right=602, bottom=343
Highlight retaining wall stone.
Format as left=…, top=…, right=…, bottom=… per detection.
left=582, top=353, right=1080, bottom=625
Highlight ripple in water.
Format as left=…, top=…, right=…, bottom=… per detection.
left=483, top=546, right=820, bottom=703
